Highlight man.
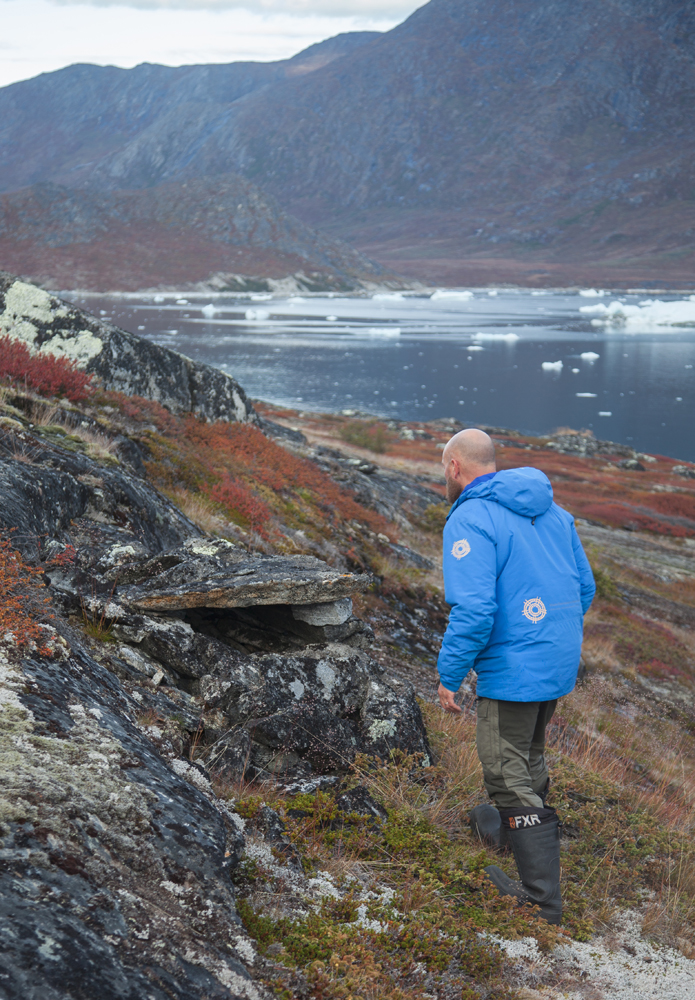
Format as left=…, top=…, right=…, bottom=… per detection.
left=437, top=428, right=595, bottom=924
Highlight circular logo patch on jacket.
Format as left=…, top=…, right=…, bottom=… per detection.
left=451, top=538, right=471, bottom=560
left=522, top=597, right=547, bottom=622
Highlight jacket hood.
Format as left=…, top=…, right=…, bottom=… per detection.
left=449, top=467, right=554, bottom=519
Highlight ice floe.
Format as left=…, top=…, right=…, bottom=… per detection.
left=580, top=295, right=695, bottom=331
left=473, top=332, right=519, bottom=341
left=576, top=392, right=597, bottom=397
left=580, top=351, right=600, bottom=361
left=542, top=360, right=563, bottom=371
left=579, top=288, right=606, bottom=297
left=201, top=303, right=218, bottom=318
left=599, top=411, right=612, bottom=416
left=245, top=309, right=270, bottom=321
left=365, top=327, right=401, bottom=337
left=430, top=289, right=474, bottom=301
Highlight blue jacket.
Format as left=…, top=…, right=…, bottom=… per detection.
left=437, top=467, right=595, bottom=701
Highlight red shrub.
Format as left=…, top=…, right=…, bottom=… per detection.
left=0, top=534, right=54, bottom=656
left=204, top=475, right=272, bottom=537
left=0, top=334, right=93, bottom=402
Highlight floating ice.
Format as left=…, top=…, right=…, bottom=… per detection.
left=542, top=360, right=563, bottom=371
left=163, top=329, right=178, bottom=335
left=431, top=289, right=474, bottom=301
left=576, top=392, right=597, bottom=397
left=579, top=288, right=606, bottom=297
left=176, top=298, right=188, bottom=305
left=473, top=332, right=519, bottom=341
left=599, top=411, right=612, bottom=416
left=250, top=293, right=272, bottom=302
left=373, top=292, right=404, bottom=300
left=580, top=351, right=600, bottom=361
left=325, top=315, right=338, bottom=322
left=153, top=294, right=164, bottom=303
left=467, top=345, right=484, bottom=351
left=571, top=368, right=580, bottom=373
left=487, top=290, right=499, bottom=297
left=365, top=327, right=401, bottom=337
left=580, top=295, right=695, bottom=331
left=287, top=296, right=306, bottom=303
left=201, top=303, right=217, bottom=318
left=245, top=309, right=270, bottom=321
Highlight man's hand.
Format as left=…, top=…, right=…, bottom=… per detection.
left=438, top=683, right=462, bottom=713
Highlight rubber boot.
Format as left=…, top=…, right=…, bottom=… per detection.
left=469, top=804, right=509, bottom=852
left=483, top=807, right=562, bottom=924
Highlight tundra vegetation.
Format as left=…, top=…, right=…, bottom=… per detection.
left=1, top=343, right=695, bottom=998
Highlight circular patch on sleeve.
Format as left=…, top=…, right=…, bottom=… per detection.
left=451, top=538, right=471, bottom=560
left=522, top=597, right=547, bottom=622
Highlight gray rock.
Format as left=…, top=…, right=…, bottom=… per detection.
left=617, top=458, right=646, bottom=471
left=0, top=274, right=257, bottom=425
left=672, top=464, right=695, bottom=479
left=122, top=538, right=370, bottom=611
left=292, top=597, right=353, bottom=626
left=0, top=625, right=263, bottom=1000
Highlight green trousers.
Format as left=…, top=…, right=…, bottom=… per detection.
left=476, top=698, right=557, bottom=809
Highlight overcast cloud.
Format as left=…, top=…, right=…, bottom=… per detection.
left=49, top=0, right=419, bottom=11
left=0, top=0, right=422, bottom=88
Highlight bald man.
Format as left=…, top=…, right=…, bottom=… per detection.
left=437, top=428, right=595, bottom=924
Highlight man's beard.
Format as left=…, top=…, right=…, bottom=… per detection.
left=446, top=476, right=463, bottom=505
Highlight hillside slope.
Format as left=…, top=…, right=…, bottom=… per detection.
left=0, top=177, right=389, bottom=292
left=1, top=280, right=695, bottom=995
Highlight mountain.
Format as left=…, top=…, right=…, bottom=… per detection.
left=2, top=3, right=695, bottom=285
left=0, top=176, right=387, bottom=291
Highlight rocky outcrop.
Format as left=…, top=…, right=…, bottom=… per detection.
left=0, top=626, right=263, bottom=1000
left=120, top=538, right=371, bottom=611
left=0, top=273, right=257, bottom=423
left=0, top=412, right=430, bottom=787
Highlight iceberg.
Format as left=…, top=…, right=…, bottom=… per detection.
left=201, top=303, right=217, bottom=318
left=366, top=327, right=401, bottom=337
left=598, top=411, right=612, bottom=416
left=576, top=392, right=597, bottom=397
left=245, top=309, right=270, bottom=321
left=579, top=289, right=606, bottom=298
left=431, top=289, right=474, bottom=301
left=542, top=360, right=563, bottom=371
left=467, top=345, right=484, bottom=351
left=579, top=295, right=695, bottom=331
left=580, top=351, right=600, bottom=361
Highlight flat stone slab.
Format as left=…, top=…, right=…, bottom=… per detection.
left=122, top=538, right=370, bottom=611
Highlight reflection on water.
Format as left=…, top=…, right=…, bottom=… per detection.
left=66, top=288, right=695, bottom=461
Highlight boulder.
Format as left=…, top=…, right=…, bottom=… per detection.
left=122, top=537, right=371, bottom=610
left=0, top=274, right=257, bottom=424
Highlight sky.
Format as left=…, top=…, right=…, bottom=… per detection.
left=0, top=0, right=423, bottom=88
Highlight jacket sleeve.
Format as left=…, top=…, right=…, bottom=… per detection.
left=571, top=521, right=596, bottom=614
left=437, top=510, right=498, bottom=692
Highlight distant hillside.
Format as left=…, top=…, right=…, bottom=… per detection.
left=0, top=177, right=387, bottom=292
left=2, top=4, right=695, bottom=286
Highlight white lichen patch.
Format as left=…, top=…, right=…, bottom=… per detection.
left=234, top=935, right=257, bottom=965
left=368, top=718, right=397, bottom=740
left=41, top=330, right=103, bottom=365
left=3, top=281, right=67, bottom=325
left=315, top=659, right=337, bottom=699
left=170, top=759, right=213, bottom=795
left=487, top=910, right=695, bottom=999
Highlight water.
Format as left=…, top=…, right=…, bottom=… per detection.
left=66, top=288, right=695, bottom=461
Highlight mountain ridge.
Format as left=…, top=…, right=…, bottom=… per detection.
left=2, top=2, right=695, bottom=285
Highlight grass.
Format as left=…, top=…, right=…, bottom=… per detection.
left=339, top=421, right=392, bottom=454
left=213, top=688, right=695, bottom=999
